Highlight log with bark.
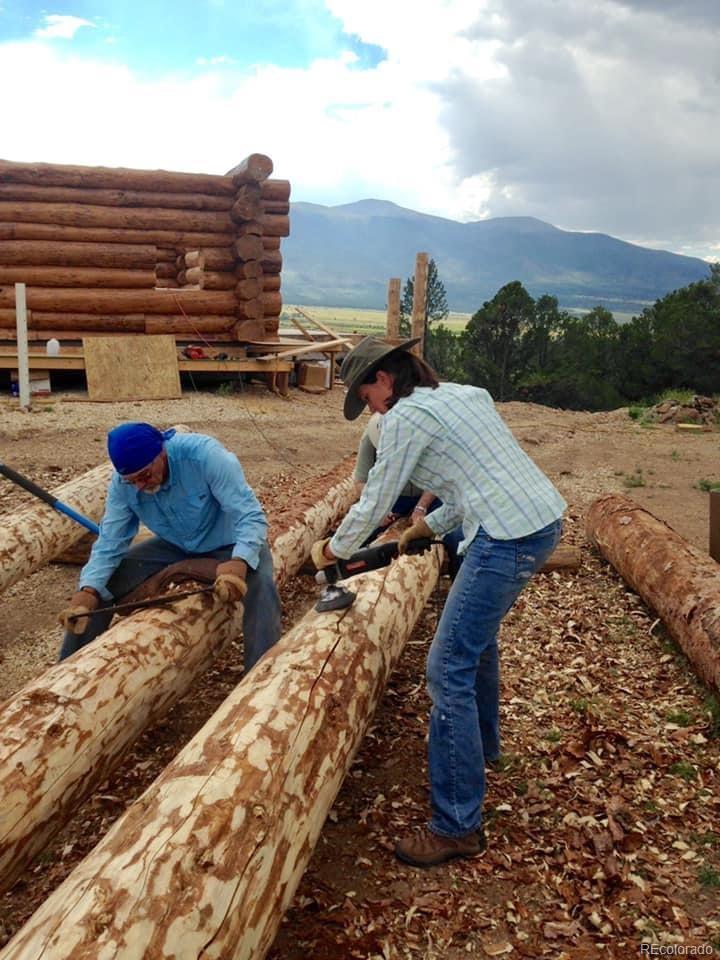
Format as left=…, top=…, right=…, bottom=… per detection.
left=0, top=533, right=439, bottom=959
left=0, top=159, right=236, bottom=196
left=0, top=474, right=356, bottom=896
left=0, top=240, right=158, bottom=269
left=0, top=287, right=237, bottom=316
left=586, top=493, right=720, bottom=691
left=0, top=222, right=234, bottom=248
left=0, top=266, right=156, bottom=288
left=0, top=183, right=232, bottom=211
left=0, top=464, right=111, bottom=597
left=0, top=201, right=233, bottom=234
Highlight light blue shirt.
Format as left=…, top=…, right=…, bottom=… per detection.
left=330, top=383, right=566, bottom=559
left=80, top=433, right=267, bottom=595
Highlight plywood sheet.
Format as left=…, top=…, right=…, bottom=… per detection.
left=83, top=335, right=181, bottom=401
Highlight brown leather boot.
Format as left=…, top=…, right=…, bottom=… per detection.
left=395, top=827, right=486, bottom=867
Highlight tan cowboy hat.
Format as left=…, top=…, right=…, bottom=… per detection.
left=341, top=336, right=420, bottom=420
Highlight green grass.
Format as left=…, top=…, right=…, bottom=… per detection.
left=669, top=761, right=697, bottom=782
left=698, top=864, right=720, bottom=888
left=697, top=478, right=720, bottom=493
left=282, top=304, right=472, bottom=337
left=623, top=467, right=646, bottom=488
left=666, top=709, right=693, bottom=727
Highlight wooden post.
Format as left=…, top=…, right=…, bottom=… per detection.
left=410, top=252, right=429, bottom=357
left=386, top=278, right=401, bottom=340
left=14, top=283, right=30, bottom=409
left=711, top=491, right=720, bottom=563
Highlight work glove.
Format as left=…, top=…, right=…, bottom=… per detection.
left=59, top=588, right=100, bottom=635
left=311, top=537, right=335, bottom=571
left=214, top=560, right=248, bottom=604
left=397, top=517, right=434, bottom=555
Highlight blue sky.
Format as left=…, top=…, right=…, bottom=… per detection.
left=1, top=1, right=719, bottom=262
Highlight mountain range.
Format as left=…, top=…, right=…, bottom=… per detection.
left=281, top=199, right=711, bottom=316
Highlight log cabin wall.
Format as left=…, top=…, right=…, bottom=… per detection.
left=0, top=154, right=290, bottom=344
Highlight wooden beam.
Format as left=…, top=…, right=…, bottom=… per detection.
left=386, top=277, right=401, bottom=339
left=254, top=337, right=351, bottom=361
left=710, top=491, right=720, bottom=563
left=410, top=252, right=429, bottom=358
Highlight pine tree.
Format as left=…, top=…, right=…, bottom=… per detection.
left=398, top=258, right=449, bottom=337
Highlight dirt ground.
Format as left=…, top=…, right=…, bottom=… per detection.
left=0, top=379, right=718, bottom=957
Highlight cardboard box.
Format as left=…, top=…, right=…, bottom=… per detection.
left=297, top=361, right=329, bottom=389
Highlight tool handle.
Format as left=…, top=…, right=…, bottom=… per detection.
left=67, top=586, right=214, bottom=621
left=0, top=462, right=100, bottom=535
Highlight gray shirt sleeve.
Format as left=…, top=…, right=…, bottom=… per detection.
left=354, top=430, right=377, bottom=483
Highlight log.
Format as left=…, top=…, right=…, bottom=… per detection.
left=235, top=260, right=262, bottom=280
left=28, top=312, right=146, bottom=332
left=198, top=248, right=236, bottom=271
left=144, top=315, right=237, bottom=334
left=586, top=494, right=720, bottom=691
left=260, top=249, right=282, bottom=274
left=0, top=159, right=235, bottom=196
left=0, top=464, right=111, bottom=597
left=0, top=474, right=356, bottom=895
left=155, top=263, right=177, bottom=279
left=260, top=214, right=290, bottom=238
left=156, top=247, right=179, bottom=262
left=264, top=316, right=280, bottom=337
left=0, top=287, right=237, bottom=315
left=261, top=200, right=290, bottom=216
left=260, top=179, right=291, bottom=203
left=233, top=236, right=264, bottom=261
left=0, top=201, right=233, bottom=234
left=236, top=298, right=264, bottom=321
left=0, top=536, right=439, bottom=958
left=0, top=266, right=156, bottom=288
left=155, top=279, right=180, bottom=289
left=183, top=250, right=201, bottom=269
left=262, top=236, right=281, bottom=251
left=0, top=240, right=158, bottom=269
left=261, top=275, right=281, bottom=293
left=234, top=318, right=267, bottom=341
left=235, top=278, right=261, bottom=300
left=236, top=220, right=263, bottom=237
left=226, top=153, right=274, bottom=185
left=230, top=184, right=262, bottom=222
left=261, top=291, right=282, bottom=316
left=0, top=222, right=233, bottom=248
left=539, top=542, right=581, bottom=572
left=0, top=183, right=233, bottom=211
left=184, top=268, right=235, bottom=291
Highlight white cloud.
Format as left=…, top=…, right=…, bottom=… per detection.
left=34, top=15, right=95, bottom=40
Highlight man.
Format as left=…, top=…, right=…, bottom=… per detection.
left=58, top=422, right=281, bottom=672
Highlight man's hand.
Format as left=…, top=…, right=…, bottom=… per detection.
left=398, top=517, right=433, bottom=555
left=59, top=588, right=100, bottom=635
left=311, top=537, right=335, bottom=571
left=214, top=559, right=248, bottom=604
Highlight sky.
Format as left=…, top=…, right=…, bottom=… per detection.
left=1, top=0, right=718, bottom=262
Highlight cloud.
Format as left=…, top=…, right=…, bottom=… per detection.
left=34, top=15, right=95, bottom=40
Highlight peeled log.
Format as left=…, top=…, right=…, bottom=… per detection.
left=231, top=184, right=262, bottom=222
left=0, top=222, right=233, bottom=248
left=587, top=494, right=720, bottom=691
left=0, top=287, right=236, bottom=316
left=262, top=291, right=282, bottom=316
left=0, top=240, right=158, bottom=268
left=226, top=153, right=273, bottom=185
left=0, top=201, right=233, bottom=234
left=0, top=183, right=232, bottom=211
left=1, top=544, right=440, bottom=958
left=260, top=179, right=291, bottom=202
left=261, top=275, right=281, bottom=293
left=28, top=312, right=146, bottom=332
left=0, top=160, right=235, bottom=196
left=0, top=266, right=156, bottom=288
left=0, top=465, right=111, bottom=597
left=260, top=214, right=290, bottom=238
left=0, top=474, right=357, bottom=894
left=144, top=315, right=237, bottom=334
left=233, top=236, right=264, bottom=261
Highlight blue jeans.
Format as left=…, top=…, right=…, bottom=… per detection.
left=59, top=537, right=281, bottom=672
left=426, top=518, right=562, bottom=837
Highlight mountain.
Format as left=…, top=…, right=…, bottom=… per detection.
left=281, top=199, right=711, bottom=316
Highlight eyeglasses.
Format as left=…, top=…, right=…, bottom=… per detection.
left=120, top=461, right=156, bottom=485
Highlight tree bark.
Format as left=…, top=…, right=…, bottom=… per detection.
left=0, top=287, right=237, bottom=316
left=0, top=535, right=438, bottom=959
left=0, top=222, right=234, bottom=248
left=0, top=266, right=156, bottom=288
left=586, top=493, right=720, bottom=691
left=0, top=240, right=158, bottom=268
left=0, top=202, right=233, bottom=234
left=0, top=464, right=112, bottom=597
left=0, top=475, right=356, bottom=897
left=0, top=183, right=232, bottom=211
left=0, top=160, right=235, bottom=196
left=226, top=154, right=274, bottom=185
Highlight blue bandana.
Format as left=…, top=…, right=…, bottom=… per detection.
left=107, top=423, right=176, bottom=476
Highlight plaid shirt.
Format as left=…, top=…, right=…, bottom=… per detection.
left=330, top=383, right=566, bottom=558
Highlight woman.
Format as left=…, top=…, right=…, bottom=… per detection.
left=312, top=336, right=566, bottom=867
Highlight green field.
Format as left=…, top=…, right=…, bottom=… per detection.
left=282, top=304, right=472, bottom=337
